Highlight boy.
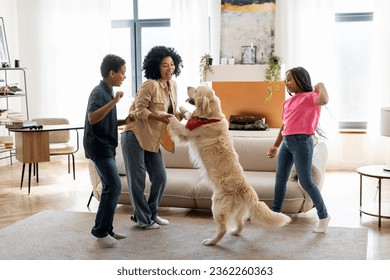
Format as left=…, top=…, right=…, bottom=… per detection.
left=83, top=54, right=126, bottom=247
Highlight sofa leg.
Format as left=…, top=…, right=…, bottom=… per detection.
left=87, top=191, right=94, bottom=208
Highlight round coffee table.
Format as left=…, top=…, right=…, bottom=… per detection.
left=357, top=165, right=390, bottom=227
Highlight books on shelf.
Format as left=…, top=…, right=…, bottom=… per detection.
left=0, top=111, right=25, bottom=124
left=8, top=112, right=25, bottom=121
left=0, top=135, right=13, bottom=150
left=0, top=109, right=8, bottom=121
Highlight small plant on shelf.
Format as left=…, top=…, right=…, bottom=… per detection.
left=264, top=52, right=282, bottom=103
left=199, top=53, right=213, bottom=83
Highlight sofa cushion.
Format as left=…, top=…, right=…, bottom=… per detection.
left=232, top=137, right=277, bottom=171
left=145, top=168, right=202, bottom=208
left=116, top=135, right=196, bottom=174
left=161, top=144, right=194, bottom=169
left=115, top=138, right=126, bottom=175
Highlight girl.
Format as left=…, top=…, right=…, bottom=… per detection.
left=267, top=67, right=330, bottom=233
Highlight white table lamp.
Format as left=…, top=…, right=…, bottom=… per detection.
left=381, top=107, right=390, bottom=171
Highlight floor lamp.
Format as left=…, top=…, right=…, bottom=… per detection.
left=381, top=107, right=390, bottom=171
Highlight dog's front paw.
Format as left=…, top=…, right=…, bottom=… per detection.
left=179, top=106, right=191, bottom=120
left=202, top=238, right=216, bottom=246
left=167, top=115, right=180, bottom=124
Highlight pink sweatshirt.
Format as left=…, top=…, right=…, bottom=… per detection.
left=282, top=91, right=321, bottom=136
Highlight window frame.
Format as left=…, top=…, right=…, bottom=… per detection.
left=111, top=0, right=170, bottom=96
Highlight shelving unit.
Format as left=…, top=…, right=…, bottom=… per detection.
left=0, top=67, right=29, bottom=164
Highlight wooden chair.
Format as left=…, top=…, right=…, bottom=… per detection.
left=31, top=118, right=79, bottom=180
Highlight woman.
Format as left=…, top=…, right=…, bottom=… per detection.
left=267, top=66, right=330, bottom=233
left=121, top=46, right=183, bottom=229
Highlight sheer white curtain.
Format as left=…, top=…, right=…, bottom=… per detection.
left=170, top=0, right=210, bottom=106
left=16, top=0, right=111, bottom=124
left=275, top=0, right=341, bottom=168
left=275, top=0, right=390, bottom=168
left=275, top=0, right=336, bottom=78
left=367, top=0, right=390, bottom=165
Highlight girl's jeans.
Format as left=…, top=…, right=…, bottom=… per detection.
left=121, top=131, right=167, bottom=228
left=272, top=134, right=328, bottom=219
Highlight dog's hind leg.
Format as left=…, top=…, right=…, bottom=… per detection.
left=202, top=213, right=227, bottom=246
left=231, top=207, right=247, bottom=236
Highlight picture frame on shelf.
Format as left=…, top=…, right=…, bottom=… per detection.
left=0, top=17, right=10, bottom=65
left=241, top=46, right=256, bottom=64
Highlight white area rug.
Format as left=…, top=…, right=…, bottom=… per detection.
left=0, top=210, right=368, bottom=260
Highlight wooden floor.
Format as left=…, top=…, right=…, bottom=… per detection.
left=0, top=157, right=389, bottom=260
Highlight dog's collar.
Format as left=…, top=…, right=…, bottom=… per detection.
left=185, top=117, right=220, bottom=131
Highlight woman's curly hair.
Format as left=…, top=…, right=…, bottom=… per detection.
left=142, top=46, right=183, bottom=80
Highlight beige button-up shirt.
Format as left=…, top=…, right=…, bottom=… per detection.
left=122, top=79, right=180, bottom=153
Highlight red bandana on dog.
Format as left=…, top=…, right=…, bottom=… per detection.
left=185, top=117, right=220, bottom=131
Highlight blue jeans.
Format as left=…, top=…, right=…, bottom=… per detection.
left=121, top=131, right=167, bottom=228
left=91, top=156, right=122, bottom=238
left=272, top=135, right=328, bottom=219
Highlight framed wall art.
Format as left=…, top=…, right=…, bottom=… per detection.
left=0, top=17, right=10, bottom=65
left=241, top=46, right=256, bottom=64
left=220, top=1, right=276, bottom=64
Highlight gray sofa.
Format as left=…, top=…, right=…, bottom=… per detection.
left=88, top=130, right=328, bottom=214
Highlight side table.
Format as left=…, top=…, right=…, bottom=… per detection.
left=357, top=165, right=390, bottom=227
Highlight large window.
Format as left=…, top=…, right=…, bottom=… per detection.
left=110, top=0, right=171, bottom=103
left=334, top=6, right=374, bottom=130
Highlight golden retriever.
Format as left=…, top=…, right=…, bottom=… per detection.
left=168, top=85, right=291, bottom=246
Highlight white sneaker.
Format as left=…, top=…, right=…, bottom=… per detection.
left=97, top=235, right=118, bottom=247
left=144, top=223, right=160, bottom=230
left=313, top=216, right=331, bottom=233
left=112, top=233, right=126, bottom=239
left=155, top=216, right=170, bottom=225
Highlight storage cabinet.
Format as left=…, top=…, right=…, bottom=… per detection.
left=0, top=67, right=29, bottom=163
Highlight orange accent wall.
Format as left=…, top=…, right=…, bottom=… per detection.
left=212, top=81, right=285, bottom=128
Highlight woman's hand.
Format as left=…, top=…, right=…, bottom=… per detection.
left=125, top=113, right=135, bottom=123
left=148, top=113, right=172, bottom=124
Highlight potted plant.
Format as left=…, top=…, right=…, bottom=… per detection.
left=264, top=52, right=282, bottom=103
left=199, top=53, right=213, bottom=83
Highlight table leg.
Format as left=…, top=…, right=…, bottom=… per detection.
left=359, top=174, right=362, bottom=217
left=36, top=163, right=39, bottom=183
left=20, top=163, right=25, bottom=190
left=378, top=178, right=382, bottom=227
left=28, top=163, right=32, bottom=195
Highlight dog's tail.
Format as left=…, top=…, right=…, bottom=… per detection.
left=249, top=200, right=291, bottom=228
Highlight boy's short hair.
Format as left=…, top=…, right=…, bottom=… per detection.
left=100, top=54, right=126, bottom=78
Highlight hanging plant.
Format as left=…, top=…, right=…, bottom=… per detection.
left=264, top=52, right=282, bottom=103
left=199, top=53, right=213, bottom=83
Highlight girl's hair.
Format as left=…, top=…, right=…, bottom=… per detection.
left=286, top=67, right=313, bottom=96
left=100, top=54, right=126, bottom=78
left=143, top=46, right=183, bottom=80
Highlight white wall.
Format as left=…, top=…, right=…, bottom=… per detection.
left=0, top=0, right=18, bottom=62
